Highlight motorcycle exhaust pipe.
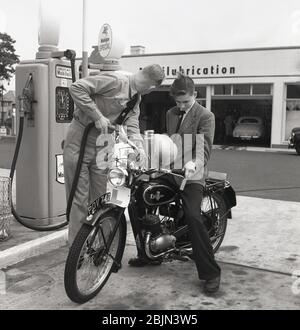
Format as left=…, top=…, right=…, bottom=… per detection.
left=144, top=232, right=176, bottom=260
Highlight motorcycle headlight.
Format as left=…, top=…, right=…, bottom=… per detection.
left=108, top=167, right=128, bottom=187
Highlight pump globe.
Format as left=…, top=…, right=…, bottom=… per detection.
left=38, top=0, right=60, bottom=48
left=98, top=23, right=125, bottom=60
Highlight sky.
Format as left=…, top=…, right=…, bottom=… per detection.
left=1, top=0, right=300, bottom=89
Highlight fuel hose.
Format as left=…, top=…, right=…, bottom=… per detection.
left=9, top=115, right=95, bottom=231
left=66, top=122, right=95, bottom=222
left=9, top=115, right=71, bottom=231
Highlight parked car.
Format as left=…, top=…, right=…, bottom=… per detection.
left=288, top=127, right=300, bottom=155
left=233, top=116, right=265, bottom=140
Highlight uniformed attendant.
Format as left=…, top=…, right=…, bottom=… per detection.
left=63, top=65, right=165, bottom=245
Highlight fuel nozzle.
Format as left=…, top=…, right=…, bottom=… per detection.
left=18, top=74, right=35, bottom=120
left=64, top=49, right=76, bottom=61
left=51, top=49, right=76, bottom=60
left=18, top=95, right=26, bottom=118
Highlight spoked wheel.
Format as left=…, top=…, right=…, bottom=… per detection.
left=64, top=212, right=126, bottom=303
left=201, top=193, right=228, bottom=253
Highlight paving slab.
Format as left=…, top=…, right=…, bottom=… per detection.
left=0, top=244, right=299, bottom=310
left=216, top=196, right=300, bottom=275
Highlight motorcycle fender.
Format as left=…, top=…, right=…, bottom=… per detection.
left=81, top=205, right=124, bottom=227
left=220, top=185, right=237, bottom=219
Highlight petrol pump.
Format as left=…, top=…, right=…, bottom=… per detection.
left=13, top=7, right=76, bottom=229
left=15, top=54, right=75, bottom=227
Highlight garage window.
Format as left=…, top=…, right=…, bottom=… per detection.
left=196, top=86, right=206, bottom=107
left=287, top=85, right=300, bottom=98
left=196, top=86, right=206, bottom=98
left=214, top=85, right=231, bottom=95
left=213, top=84, right=272, bottom=97
left=233, top=84, right=251, bottom=95
left=252, top=84, right=272, bottom=95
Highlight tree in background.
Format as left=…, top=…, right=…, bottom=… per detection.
left=0, top=32, right=20, bottom=83
left=0, top=33, right=19, bottom=127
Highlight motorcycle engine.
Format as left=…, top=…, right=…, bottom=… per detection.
left=141, top=214, right=177, bottom=253
left=150, top=233, right=176, bottom=253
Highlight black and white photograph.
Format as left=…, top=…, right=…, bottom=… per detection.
left=0, top=0, right=300, bottom=316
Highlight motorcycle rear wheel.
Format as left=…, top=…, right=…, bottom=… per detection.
left=64, top=212, right=126, bottom=303
left=201, top=192, right=228, bottom=253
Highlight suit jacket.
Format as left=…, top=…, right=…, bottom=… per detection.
left=166, top=101, right=215, bottom=185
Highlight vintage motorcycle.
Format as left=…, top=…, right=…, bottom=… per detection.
left=64, top=130, right=236, bottom=303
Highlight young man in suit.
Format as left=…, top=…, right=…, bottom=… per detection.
left=129, top=74, right=221, bottom=294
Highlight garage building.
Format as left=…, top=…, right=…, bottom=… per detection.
left=120, top=46, right=300, bottom=148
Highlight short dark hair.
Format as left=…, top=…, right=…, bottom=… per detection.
left=170, top=73, right=195, bottom=97
left=142, top=64, right=165, bottom=86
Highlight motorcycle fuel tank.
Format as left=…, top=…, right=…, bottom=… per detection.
left=143, top=183, right=177, bottom=206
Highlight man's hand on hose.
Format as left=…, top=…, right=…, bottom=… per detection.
left=95, top=114, right=112, bottom=134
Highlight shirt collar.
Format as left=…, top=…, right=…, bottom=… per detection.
left=180, top=100, right=195, bottom=114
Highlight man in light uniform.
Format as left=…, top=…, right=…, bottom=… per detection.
left=63, top=65, right=165, bottom=245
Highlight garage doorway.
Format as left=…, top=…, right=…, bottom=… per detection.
left=211, top=99, right=272, bottom=147
left=139, top=91, right=175, bottom=134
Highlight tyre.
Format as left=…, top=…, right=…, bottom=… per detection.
left=64, top=211, right=127, bottom=303
left=201, top=192, right=228, bottom=253
left=296, top=141, right=300, bottom=155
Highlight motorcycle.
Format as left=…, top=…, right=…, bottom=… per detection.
left=64, top=129, right=236, bottom=303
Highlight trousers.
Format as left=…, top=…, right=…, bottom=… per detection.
left=181, top=183, right=221, bottom=280
left=63, top=120, right=108, bottom=245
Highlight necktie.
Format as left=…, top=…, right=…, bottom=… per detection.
left=175, top=110, right=185, bottom=133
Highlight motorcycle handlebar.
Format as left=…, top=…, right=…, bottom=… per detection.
left=141, top=168, right=185, bottom=178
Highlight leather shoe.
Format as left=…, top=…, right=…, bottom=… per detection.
left=203, top=276, right=221, bottom=294
left=128, top=256, right=162, bottom=267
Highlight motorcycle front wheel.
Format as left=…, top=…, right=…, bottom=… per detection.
left=64, top=211, right=127, bottom=303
